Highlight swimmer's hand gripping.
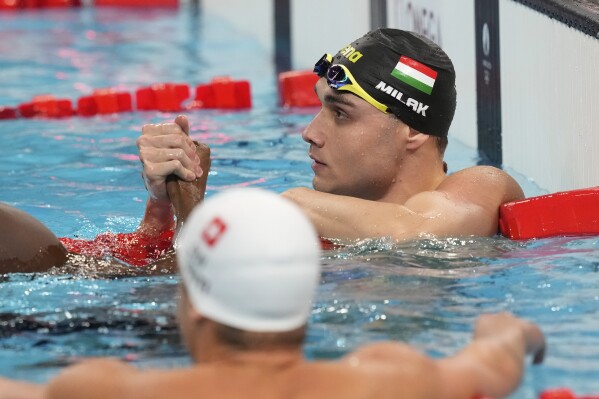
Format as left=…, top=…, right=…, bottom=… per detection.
left=165, top=116, right=211, bottom=231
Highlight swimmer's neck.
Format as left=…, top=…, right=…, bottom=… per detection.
left=361, top=160, right=447, bottom=204
left=187, top=319, right=304, bottom=367
left=385, top=167, right=446, bottom=204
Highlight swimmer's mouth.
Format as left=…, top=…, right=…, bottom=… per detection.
left=310, top=154, right=326, bottom=166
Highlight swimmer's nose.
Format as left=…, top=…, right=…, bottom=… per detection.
left=301, top=111, right=325, bottom=147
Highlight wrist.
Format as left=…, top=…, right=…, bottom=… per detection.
left=147, top=196, right=173, bottom=208
left=138, top=197, right=176, bottom=236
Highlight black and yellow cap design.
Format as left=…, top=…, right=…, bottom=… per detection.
left=327, top=28, right=457, bottom=137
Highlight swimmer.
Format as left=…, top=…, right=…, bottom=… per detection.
left=0, top=116, right=210, bottom=275
left=137, top=28, right=524, bottom=242
left=0, top=188, right=545, bottom=399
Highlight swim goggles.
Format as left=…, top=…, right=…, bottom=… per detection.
left=313, top=53, right=389, bottom=113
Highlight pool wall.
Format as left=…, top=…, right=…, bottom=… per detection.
left=202, top=0, right=598, bottom=194
left=499, top=0, right=599, bottom=193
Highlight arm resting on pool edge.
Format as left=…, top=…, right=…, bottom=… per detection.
left=434, top=312, right=545, bottom=399
left=282, top=166, right=524, bottom=241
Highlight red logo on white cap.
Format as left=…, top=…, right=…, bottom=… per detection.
left=202, top=217, right=227, bottom=247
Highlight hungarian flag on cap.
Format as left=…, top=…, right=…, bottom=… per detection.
left=391, top=56, right=438, bottom=95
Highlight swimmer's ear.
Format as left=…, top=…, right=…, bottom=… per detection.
left=194, top=311, right=208, bottom=323
left=188, top=306, right=209, bottom=325
left=175, top=115, right=190, bottom=136
left=180, top=285, right=204, bottom=322
left=405, top=128, right=430, bottom=151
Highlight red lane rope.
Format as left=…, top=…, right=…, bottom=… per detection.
left=539, top=388, right=599, bottom=399
left=0, top=0, right=177, bottom=8
left=0, top=77, right=252, bottom=120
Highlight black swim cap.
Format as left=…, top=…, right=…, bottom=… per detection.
left=330, top=28, right=456, bottom=137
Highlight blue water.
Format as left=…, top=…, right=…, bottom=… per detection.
left=1, top=6, right=598, bottom=398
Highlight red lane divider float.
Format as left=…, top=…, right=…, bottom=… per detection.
left=500, top=187, right=599, bottom=240
left=540, top=388, right=599, bottom=399
left=0, top=107, right=17, bottom=120
left=94, top=0, right=177, bottom=6
left=136, top=83, right=190, bottom=112
left=18, top=95, right=74, bottom=118
left=0, top=0, right=80, bottom=8
left=0, top=78, right=252, bottom=120
left=278, top=70, right=320, bottom=107
left=1, top=69, right=317, bottom=118
left=78, top=89, right=132, bottom=116
left=191, top=77, right=252, bottom=109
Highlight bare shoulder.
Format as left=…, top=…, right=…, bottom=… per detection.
left=343, top=341, right=433, bottom=368
left=400, top=165, right=525, bottom=237
left=47, top=358, right=138, bottom=399
left=54, top=357, right=136, bottom=377
left=444, top=165, right=518, bottom=183
left=439, top=165, right=524, bottom=204
left=341, top=342, right=441, bottom=398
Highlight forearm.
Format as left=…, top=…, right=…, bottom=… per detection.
left=165, top=141, right=211, bottom=230
left=282, top=187, right=425, bottom=240
left=0, top=377, right=43, bottom=399
left=464, top=335, right=526, bottom=398
left=283, top=186, right=504, bottom=241
left=438, top=330, right=527, bottom=399
left=137, top=197, right=176, bottom=236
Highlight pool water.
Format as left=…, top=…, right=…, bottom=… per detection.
left=1, top=6, right=598, bottom=397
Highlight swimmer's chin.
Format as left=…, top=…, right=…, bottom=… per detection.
left=311, top=178, right=333, bottom=194
left=312, top=180, right=352, bottom=197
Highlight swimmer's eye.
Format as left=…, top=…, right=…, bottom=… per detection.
left=333, top=108, right=349, bottom=121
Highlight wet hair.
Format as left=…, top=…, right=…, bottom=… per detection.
left=388, top=112, right=448, bottom=156
left=435, top=135, right=448, bottom=155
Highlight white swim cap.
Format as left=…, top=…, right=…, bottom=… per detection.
left=176, top=188, right=321, bottom=332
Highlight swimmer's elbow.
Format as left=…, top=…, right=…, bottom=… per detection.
left=386, top=211, right=433, bottom=242
left=281, top=188, right=318, bottom=219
